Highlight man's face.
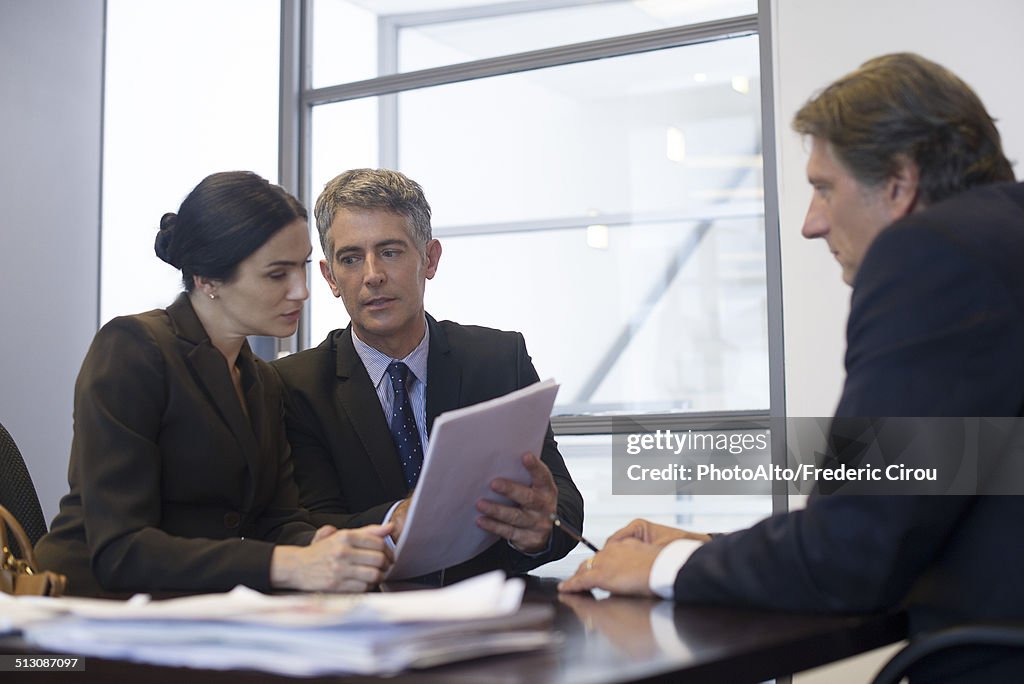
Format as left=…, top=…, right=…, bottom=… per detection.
left=320, top=208, right=441, bottom=358
left=802, top=137, right=905, bottom=285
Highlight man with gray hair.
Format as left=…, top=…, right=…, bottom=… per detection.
left=274, top=168, right=583, bottom=582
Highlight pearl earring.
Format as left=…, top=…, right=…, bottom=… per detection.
left=209, top=293, right=216, bottom=300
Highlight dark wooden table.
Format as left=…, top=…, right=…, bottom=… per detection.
left=1, top=576, right=906, bottom=683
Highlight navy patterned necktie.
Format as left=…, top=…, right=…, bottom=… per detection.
left=386, top=361, right=424, bottom=489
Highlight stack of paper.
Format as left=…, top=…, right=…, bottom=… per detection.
left=9, top=571, right=556, bottom=676
left=389, top=378, right=560, bottom=579
left=0, top=596, right=55, bottom=634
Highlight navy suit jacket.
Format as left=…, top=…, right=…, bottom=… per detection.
left=672, top=182, right=1024, bottom=681
left=272, top=315, right=584, bottom=581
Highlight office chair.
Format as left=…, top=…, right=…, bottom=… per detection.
left=0, top=421, right=48, bottom=558
left=872, top=624, right=1024, bottom=684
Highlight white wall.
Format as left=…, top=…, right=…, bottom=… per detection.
left=774, top=0, right=1024, bottom=418
left=0, top=0, right=104, bottom=522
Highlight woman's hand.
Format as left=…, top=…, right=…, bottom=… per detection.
left=271, top=523, right=394, bottom=593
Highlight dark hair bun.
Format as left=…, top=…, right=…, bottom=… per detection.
left=157, top=172, right=307, bottom=291
left=155, top=212, right=179, bottom=267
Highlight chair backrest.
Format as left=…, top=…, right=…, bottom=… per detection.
left=872, top=624, right=1024, bottom=684
left=0, top=421, right=47, bottom=557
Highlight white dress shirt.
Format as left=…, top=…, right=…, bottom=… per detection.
left=649, top=539, right=704, bottom=599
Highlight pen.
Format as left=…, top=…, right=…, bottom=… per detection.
left=550, top=513, right=600, bottom=553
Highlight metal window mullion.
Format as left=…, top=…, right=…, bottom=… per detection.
left=278, top=0, right=302, bottom=196
left=377, top=15, right=399, bottom=168
left=432, top=207, right=765, bottom=238
left=278, top=0, right=314, bottom=354
left=552, top=410, right=770, bottom=436
left=97, top=0, right=109, bottom=331
left=297, top=0, right=313, bottom=351
left=304, top=14, right=758, bottom=106
left=757, top=0, right=788, bottom=527
left=385, top=0, right=619, bottom=29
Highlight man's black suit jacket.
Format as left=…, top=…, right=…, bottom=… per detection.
left=671, top=182, right=1024, bottom=681
left=273, top=315, right=584, bottom=581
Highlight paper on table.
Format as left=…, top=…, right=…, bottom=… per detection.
left=12, top=571, right=522, bottom=627
left=23, top=605, right=556, bottom=676
left=19, top=572, right=556, bottom=676
left=0, top=592, right=59, bottom=634
left=388, top=378, right=560, bottom=580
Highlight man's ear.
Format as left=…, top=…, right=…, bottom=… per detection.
left=319, top=259, right=341, bottom=298
left=424, top=239, right=442, bottom=280
left=885, top=155, right=922, bottom=219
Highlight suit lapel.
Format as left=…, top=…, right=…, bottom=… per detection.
left=168, top=296, right=261, bottom=496
left=425, top=315, right=461, bottom=436
left=236, top=345, right=268, bottom=511
left=334, top=328, right=409, bottom=496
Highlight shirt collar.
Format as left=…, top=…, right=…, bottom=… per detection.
left=351, top=321, right=430, bottom=389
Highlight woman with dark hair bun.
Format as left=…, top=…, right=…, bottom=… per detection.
left=36, top=171, right=392, bottom=596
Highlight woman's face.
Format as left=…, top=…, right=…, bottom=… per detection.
left=212, top=218, right=312, bottom=339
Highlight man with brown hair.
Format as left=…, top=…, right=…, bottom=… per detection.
left=561, top=53, right=1023, bottom=681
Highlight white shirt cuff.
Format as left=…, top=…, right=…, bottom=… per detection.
left=382, top=500, right=402, bottom=551
left=649, top=538, right=704, bottom=599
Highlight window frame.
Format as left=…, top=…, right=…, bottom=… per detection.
left=277, top=0, right=787, bottom=515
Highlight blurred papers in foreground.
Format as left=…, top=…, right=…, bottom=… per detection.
left=9, top=571, right=558, bottom=675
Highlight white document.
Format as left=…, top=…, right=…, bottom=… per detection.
left=18, top=572, right=556, bottom=676
left=388, top=378, right=560, bottom=580
left=23, top=606, right=555, bottom=676
left=13, top=571, right=521, bottom=627
left=0, top=593, right=59, bottom=634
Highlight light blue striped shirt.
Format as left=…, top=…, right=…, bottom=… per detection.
left=350, top=323, right=430, bottom=448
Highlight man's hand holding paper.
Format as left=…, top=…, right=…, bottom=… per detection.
left=389, top=497, right=412, bottom=541
left=386, top=379, right=562, bottom=579
left=476, top=452, right=558, bottom=554
left=388, top=450, right=557, bottom=556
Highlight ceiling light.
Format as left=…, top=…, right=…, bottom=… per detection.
left=666, top=126, right=686, bottom=162
left=586, top=224, right=609, bottom=250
